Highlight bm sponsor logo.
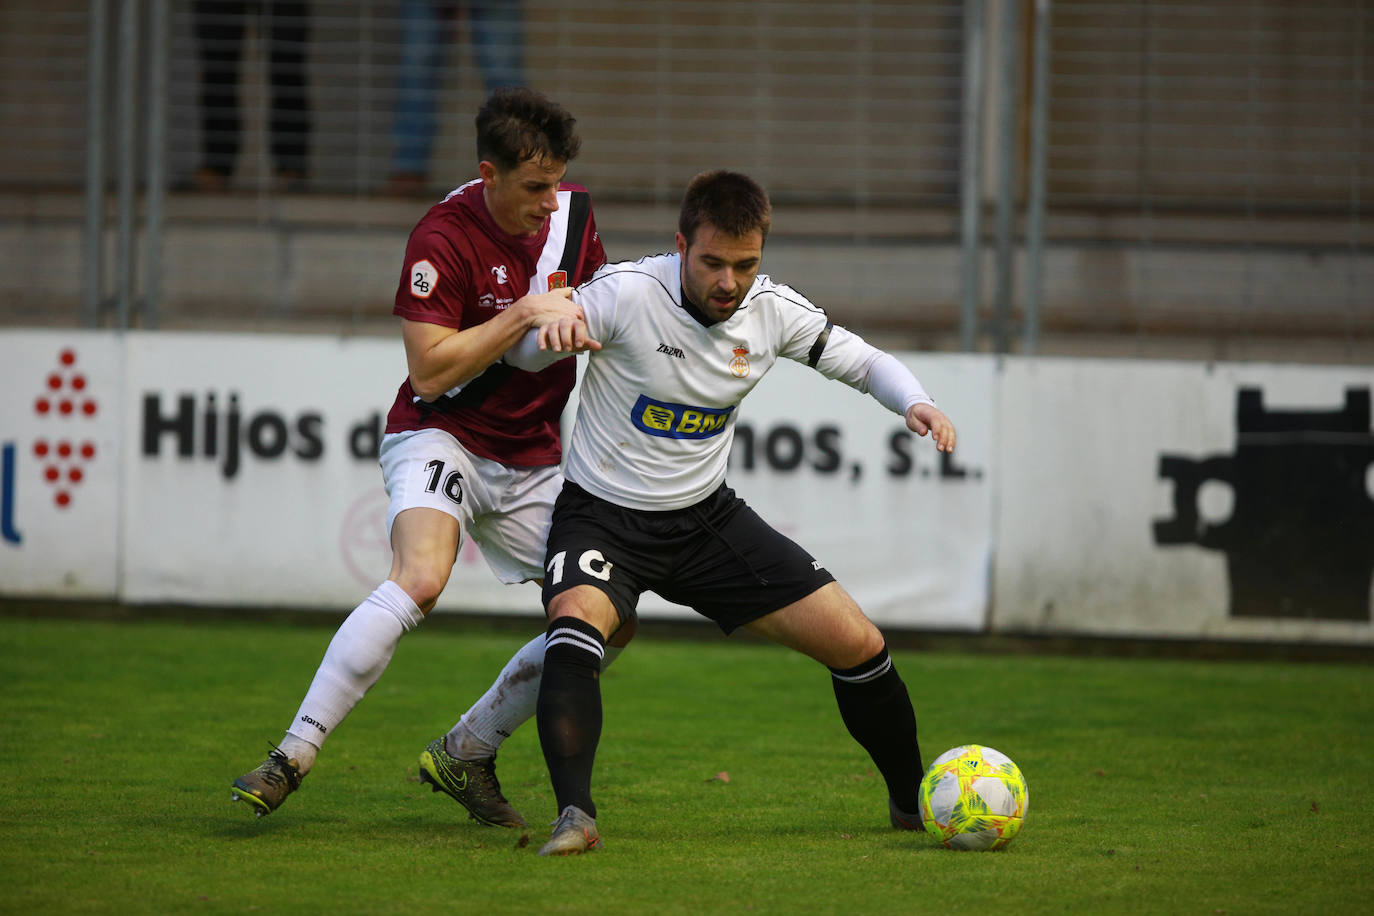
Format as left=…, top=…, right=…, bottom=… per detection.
left=631, top=394, right=734, bottom=440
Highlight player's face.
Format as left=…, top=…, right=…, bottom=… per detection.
left=676, top=224, right=764, bottom=323
left=481, top=156, right=566, bottom=236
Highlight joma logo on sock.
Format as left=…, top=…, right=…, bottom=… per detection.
left=299, top=715, right=327, bottom=734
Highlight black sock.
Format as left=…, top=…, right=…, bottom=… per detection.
left=830, top=646, right=924, bottom=812
left=536, top=617, right=606, bottom=818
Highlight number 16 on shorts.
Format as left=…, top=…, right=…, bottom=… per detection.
left=424, top=459, right=464, bottom=505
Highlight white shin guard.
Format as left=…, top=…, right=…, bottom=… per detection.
left=448, top=633, right=623, bottom=760
left=283, top=580, right=424, bottom=771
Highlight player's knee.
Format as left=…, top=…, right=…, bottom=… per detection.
left=547, top=585, right=619, bottom=640
left=546, top=586, right=597, bottom=622
left=855, top=624, right=887, bottom=663
left=390, top=566, right=449, bottom=614
left=827, top=617, right=887, bottom=669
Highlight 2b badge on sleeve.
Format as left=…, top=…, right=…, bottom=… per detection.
left=410, top=260, right=438, bottom=299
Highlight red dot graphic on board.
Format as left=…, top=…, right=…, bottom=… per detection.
left=32, top=349, right=99, bottom=511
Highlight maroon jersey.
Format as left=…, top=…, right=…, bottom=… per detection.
left=385, top=179, right=606, bottom=467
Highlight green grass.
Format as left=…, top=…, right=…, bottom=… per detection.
left=0, top=614, right=1371, bottom=915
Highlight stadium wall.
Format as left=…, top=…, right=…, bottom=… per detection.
left=1, top=328, right=1371, bottom=646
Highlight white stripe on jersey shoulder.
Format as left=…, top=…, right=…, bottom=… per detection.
left=441, top=178, right=482, bottom=203
left=581, top=251, right=679, bottom=298
left=744, top=273, right=829, bottom=317
left=530, top=190, right=573, bottom=294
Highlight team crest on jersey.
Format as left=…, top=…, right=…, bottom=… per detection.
left=729, top=347, right=750, bottom=378
left=547, top=270, right=568, bottom=290
left=410, top=259, right=438, bottom=299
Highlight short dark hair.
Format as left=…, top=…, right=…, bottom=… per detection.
left=475, top=87, right=582, bottom=172
left=678, top=170, right=772, bottom=245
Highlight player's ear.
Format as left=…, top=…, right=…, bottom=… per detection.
left=675, top=231, right=688, bottom=257
left=478, top=160, right=498, bottom=185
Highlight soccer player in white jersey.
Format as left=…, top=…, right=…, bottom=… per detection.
left=504, top=170, right=957, bottom=855
left=229, top=88, right=636, bottom=825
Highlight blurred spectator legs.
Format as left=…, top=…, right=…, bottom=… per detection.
left=194, top=1, right=311, bottom=191
left=387, top=0, right=525, bottom=195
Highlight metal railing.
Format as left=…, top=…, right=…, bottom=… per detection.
left=0, top=0, right=1367, bottom=359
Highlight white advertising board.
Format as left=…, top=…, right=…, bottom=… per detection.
left=712, top=354, right=994, bottom=630
left=9, top=328, right=1369, bottom=646
left=120, top=331, right=538, bottom=613
left=117, top=332, right=992, bottom=629
left=122, top=331, right=394, bottom=606
left=993, top=357, right=1374, bottom=644
left=0, top=330, right=122, bottom=597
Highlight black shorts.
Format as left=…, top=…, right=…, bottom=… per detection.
left=541, top=482, right=836, bottom=634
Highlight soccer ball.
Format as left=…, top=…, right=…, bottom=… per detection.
left=918, top=744, right=1029, bottom=850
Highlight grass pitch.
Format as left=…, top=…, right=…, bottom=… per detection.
left=0, top=612, right=1370, bottom=914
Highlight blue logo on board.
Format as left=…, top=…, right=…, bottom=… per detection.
left=2, top=443, right=22, bottom=545
left=630, top=395, right=734, bottom=440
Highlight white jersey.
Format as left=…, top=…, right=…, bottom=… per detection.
left=510, top=251, right=933, bottom=511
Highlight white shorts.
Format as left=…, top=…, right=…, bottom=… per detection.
left=379, top=428, right=563, bottom=584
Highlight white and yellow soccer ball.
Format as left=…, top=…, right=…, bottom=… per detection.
left=918, top=744, right=1029, bottom=850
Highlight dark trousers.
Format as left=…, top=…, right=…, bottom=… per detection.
left=194, top=1, right=311, bottom=176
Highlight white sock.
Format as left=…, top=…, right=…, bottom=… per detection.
left=447, top=635, right=624, bottom=760
left=283, top=580, right=424, bottom=774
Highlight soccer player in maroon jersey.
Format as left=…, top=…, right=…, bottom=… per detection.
left=231, top=88, right=631, bottom=825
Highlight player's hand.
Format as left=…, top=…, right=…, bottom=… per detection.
left=536, top=316, right=602, bottom=354
left=906, top=402, right=956, bottom=453
left=516, top=287, right=583, bottom=327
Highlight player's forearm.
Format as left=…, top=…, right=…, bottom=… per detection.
left=862, top=351, right=935, bottom=416
left=406, top=310, right=535, bottom=400
left=504, top=326, right=573, bottom=373
left=813, top=326, right=934, bottom=416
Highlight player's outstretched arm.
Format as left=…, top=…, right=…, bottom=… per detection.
left=505, top=316, right=599, bottom=372
left=906, top=402, right=956, bottom=453
left=514, top=287, right=584, bottom=328
left=818, top=331, right=951, bottom=451
left=403, top=288, right=583, bottom=400
left=533, top=316, right=601, bottom=354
